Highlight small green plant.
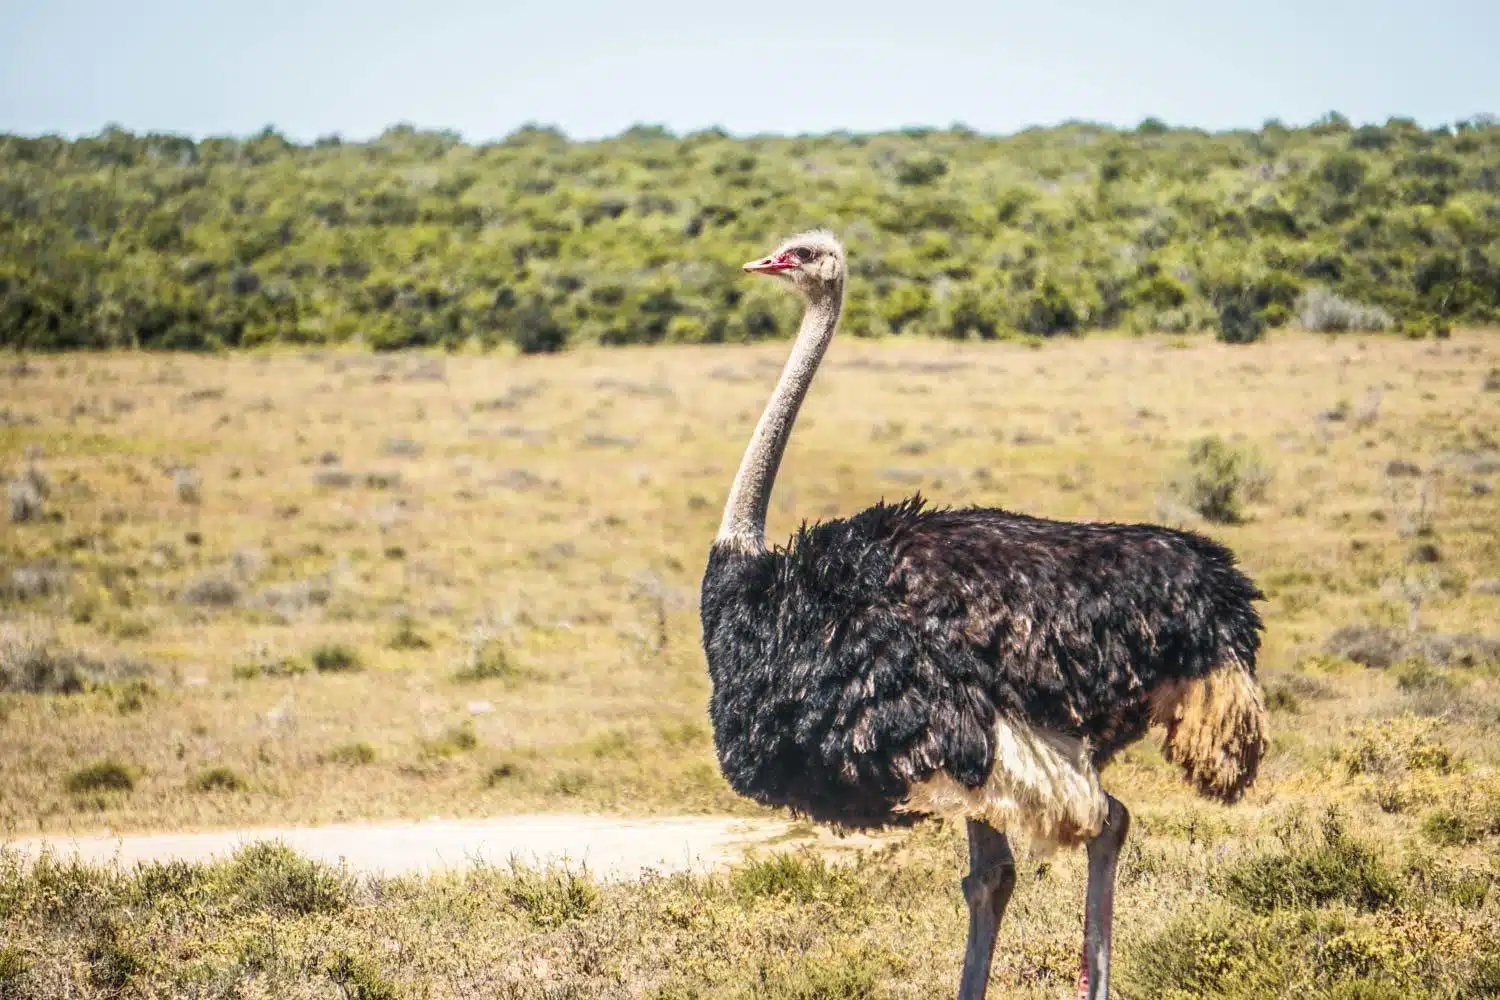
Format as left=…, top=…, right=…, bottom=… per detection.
left=111, top=677, right=155, bottom=713
left=328, top=741, right=377, bottom=765
left=484, top=760, right=524, bottom=786
left=1264, top=684, right=1302, bottom=714
left=1420, top=809, right=1478, bottom=846
left=232, top=654, right=308, bottom=680
left=421, top=722, right=478, bottom=758
left=0, top=944, right=28, bottom=988
left=310, top=643, right=361, bottom=673
left=324, top=952, right=400, bottom=1000
left=454, top=639, right=518, bottom=682
left=190, top=766, right=246, bottom=793
left=548, top=768, right=592, bottom=796
left=731, top=850, right=859, bottom=905
left=386, top=615, right=431, bottom=650
left=502, top=864, right=601, bottom=928
left=1166, top=435, right=1272, bottom=523
left=64, top=759, right=136, bottom=794
left=86, top=927, right=144, bottom=993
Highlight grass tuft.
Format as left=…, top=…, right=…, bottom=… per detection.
left=64, top=759, right=136, bottom=794
left=189, top=766, right=246, bottom=793
left=310, top=642, right=362, bottom=673
left=328, top=741, right=377, bottom=766
left=421, top=722, right=478, bottom=758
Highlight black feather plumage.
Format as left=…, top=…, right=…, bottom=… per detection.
left=700, top=495, right=1263, bottom=831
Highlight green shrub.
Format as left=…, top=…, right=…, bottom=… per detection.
left=1166, top=436, right=1272, bottom=523
left=0, top=944, right=28, bottom=988
left=502, top=864, right=600, bottom=928
left=893, top=153, right=948, bottom=186
left=189, top=766, right=246, bottom=793
left=111, top=677, right=155, bottom=713
left=731, top=851, right=859, bottom=905
left=1018, top=280, right=1079, bottom=336
left=1215, top=298, right=1266, bottom=344
left=64, top=759, right=136, bottom=794
left=386, top=615, right=431, bottom=650
left=454, top=640, right=519, bottom=682
left=310, top=643, right=361, bottom=673
left=329, top=741, right=377, bottom=766
left=215, top=841, right=353, bottom=916
left=1220, top=812, right=1400, bottom=913
left=1419, top=809, right=1478, bottom=846
left=85, top=927, right=144, bottom=993
left=0, top=631, right=151, bottom=694
left=324, top=952, right=400, bottom=1000
left=1339, top=716, right=1459, bottom=777
left=421, top=722, right=478, bottom=758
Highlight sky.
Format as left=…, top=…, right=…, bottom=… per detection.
left=1, top=0, right=1497, bottom=142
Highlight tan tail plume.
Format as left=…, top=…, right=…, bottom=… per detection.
left=1148, top=665, right=1268, bottom=804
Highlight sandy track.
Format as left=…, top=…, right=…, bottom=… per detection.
left=5, top=815, right=890, bottom=880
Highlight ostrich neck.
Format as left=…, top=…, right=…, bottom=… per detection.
left=716, top=284, right=844, bottom=553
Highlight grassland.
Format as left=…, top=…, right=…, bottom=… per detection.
left=2, top=330, right=1500, bottom=996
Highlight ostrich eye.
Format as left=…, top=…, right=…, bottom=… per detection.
left=792, top=247, right=814, bottom=263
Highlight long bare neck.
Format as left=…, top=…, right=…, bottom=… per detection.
left=716, top=283, right=844, bottom=553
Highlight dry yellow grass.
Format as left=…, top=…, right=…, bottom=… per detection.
left=1, top=331, right=1498, bottom=842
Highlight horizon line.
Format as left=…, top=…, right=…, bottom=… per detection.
left=5, top=110, right=1497, bottom=147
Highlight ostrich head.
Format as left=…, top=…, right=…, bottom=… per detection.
left=743, top=230, right=845, bottom=300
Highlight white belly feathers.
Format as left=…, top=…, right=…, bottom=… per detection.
left=897, top=717, right=1108, bottom=851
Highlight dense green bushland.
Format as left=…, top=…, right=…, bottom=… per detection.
left=2, top=114, right=1498, bottom=351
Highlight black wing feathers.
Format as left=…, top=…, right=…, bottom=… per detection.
left=700, top=495, right=1262, bottom=829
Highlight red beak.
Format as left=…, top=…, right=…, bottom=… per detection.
left=743, top=252, right=794, bottom=274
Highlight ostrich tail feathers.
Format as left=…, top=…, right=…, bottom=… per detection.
left=1149, top=665, right=1268, bottom=804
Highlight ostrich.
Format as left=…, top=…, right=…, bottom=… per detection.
left=699, top=231, right=1268, bottom=1000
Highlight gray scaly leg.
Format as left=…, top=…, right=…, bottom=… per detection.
left=957, top=818, right=1015, bottom=1000
left=1077, top=796, right=1131, bottom=1000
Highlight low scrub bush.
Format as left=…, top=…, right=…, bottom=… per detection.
left=1323, top=624, right=1500, bottom=670
left=454, top=638, right=521, bottom=683
left=1339, top=715, right=1459, bottom=777
left=215, top=841, right=354, bottom=916
left=1220, top=811, right=1399, bottom=913
left=0, top=629, right=151, bottom=694
left=731, top=850, right=861, bottom=905
left=501, top=864, right=601, bottom=928
left=190, top=766, right=246, bottom=793
left=421, top=722, right=478, bottom=758
left=64, top=759, right=137, bottom=794
left=1165, top=436, right=1271, bottom=523
left=1297, top=287, right=1394, bottom=333
left=328, top=741, right=377, bottom=765
left=310, top=643, right=361, bottom=673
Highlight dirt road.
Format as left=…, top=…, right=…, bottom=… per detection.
left=5, top=814, right=890, bottom=880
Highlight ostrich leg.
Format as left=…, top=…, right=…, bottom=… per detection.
left=957, top=818, right=1016, bottom=1000
left=1077, top=796, right=1131, bottom=1000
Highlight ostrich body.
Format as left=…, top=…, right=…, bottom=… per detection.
left=699, top=231, right=1269, bottom=999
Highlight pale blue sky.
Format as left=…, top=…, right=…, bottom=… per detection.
left=2, top=0, right=1496, bottom=141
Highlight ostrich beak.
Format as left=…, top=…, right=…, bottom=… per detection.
left=744, top=253, right=794, bottom=274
